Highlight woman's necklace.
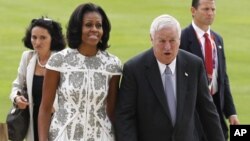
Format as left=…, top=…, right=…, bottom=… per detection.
left=37, top=56, right=46, bottom=68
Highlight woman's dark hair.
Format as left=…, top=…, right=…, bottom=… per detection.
left=22, top=16, right=66, bottom=51
left=66, top=3, right=111, bottom=51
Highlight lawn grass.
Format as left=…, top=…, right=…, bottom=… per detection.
left=1, top=0, right=249, bottom=127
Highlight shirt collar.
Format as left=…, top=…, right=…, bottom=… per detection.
left=192, top=20, right=211, bottom=39
left=157, top=58, right=176, bottom=76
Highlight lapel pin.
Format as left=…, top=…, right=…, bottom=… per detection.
left=185, top=72, right=188, bottom=77
left=218, top=45, right=222, bottom=49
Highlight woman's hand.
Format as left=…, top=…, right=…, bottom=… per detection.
left=14, top=95, right=29, bottom=109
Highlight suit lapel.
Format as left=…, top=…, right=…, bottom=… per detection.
left=175, top=50, right=189, bottom=127
left=144, top=49, right=172, bottom=119
left=188, top=25, right=204, bottom=60
left=211, top=31, right=223, bottom=74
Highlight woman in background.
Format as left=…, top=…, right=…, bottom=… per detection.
left=10, top=17, right=66, bottom=141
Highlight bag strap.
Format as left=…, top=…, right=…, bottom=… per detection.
left=26, top=51, right=33, bottom=67
left=22, top=51, right=33, bottom=96
left=13, top=51, right=33, bottom=106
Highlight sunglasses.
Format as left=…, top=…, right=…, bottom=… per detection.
left=31, top=17, right=53, bottom=25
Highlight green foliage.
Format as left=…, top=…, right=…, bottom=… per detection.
left=1, top=0, right=250, bottom=126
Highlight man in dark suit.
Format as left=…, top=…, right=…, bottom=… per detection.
left=180, top=0, right=240, bottom=140
left=115, top=14, right=225, bottom=141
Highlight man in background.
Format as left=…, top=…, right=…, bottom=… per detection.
left=180, top=0, right=240, bottom=140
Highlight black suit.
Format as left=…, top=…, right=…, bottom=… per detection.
left=180, top=24, right=237, bottom=139
left=115, top=48, right=225, bottom=141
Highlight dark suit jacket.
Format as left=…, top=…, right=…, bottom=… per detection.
left=180, top=24, right=237, bottom=137
left=115, top=48, right=225, bottom=141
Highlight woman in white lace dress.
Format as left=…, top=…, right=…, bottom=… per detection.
left=38, top=3, right=122, bottom=141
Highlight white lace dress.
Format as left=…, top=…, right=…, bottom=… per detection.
left=46, top=48, right=122, bottom=141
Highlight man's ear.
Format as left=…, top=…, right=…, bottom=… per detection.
left=191, top=7, right=196, bottom=17
left=150, top=34, right=153, bottom=42
left=150, top=34, right=154, bottom=45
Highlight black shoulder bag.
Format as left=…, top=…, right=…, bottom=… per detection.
left=6, top=90, right=30, bottom=141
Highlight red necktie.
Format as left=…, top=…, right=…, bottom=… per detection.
left=204, top=33, right=213, bottom=82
